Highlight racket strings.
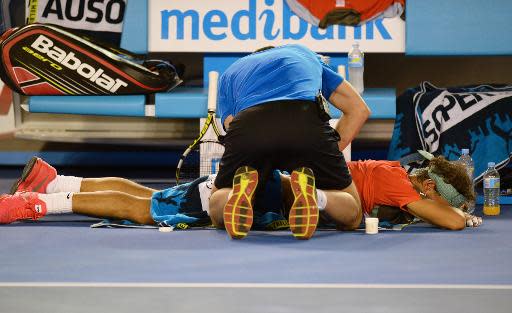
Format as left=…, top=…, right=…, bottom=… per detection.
left=177, top=140, right=224, bottom=183
left=199, top=140, right=224, bottom=177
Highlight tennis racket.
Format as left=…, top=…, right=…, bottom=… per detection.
left=176, top=71, right=224, bottom=184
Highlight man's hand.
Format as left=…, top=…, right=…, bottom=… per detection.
left=464, top=213, right=483, bottom=228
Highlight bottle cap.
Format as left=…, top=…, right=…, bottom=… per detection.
left=461, top=149, right=469, bottom=155
left=488, top=162, right=495, bottom=167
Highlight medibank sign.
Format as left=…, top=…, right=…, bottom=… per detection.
left=148, top=0, right=405, bottom=53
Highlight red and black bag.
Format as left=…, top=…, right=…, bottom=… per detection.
left=0, top=23, right=182, bottom=95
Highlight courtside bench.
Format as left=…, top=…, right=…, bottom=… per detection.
left=25, top=0, right=396, bottom=120
left=24, top=0, right=512, bottom=120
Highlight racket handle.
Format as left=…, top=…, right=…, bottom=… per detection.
left=208, top=71, right=219, bottom=112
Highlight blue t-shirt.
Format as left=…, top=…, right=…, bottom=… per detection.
left=217, top=44, right=344, bottom=126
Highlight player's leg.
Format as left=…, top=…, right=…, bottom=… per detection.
left=0, top=191, right=154, bottom=225
left=10, top=157, right=157, bottom=197
left=80, top=178, right=156, bottom=197
left=72, top=191, right=154, bottom=224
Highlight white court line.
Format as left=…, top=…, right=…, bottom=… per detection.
left=1, top=283, right=512, bottom=289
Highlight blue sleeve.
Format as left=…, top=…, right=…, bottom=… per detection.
left=321, top=63, right=344, bottom=99
left=217, top=75, right=232, bottom=127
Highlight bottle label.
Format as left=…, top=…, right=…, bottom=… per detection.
left=484, top=177, right=500, bottom=189
left=348, top=55, right=363, bottom=67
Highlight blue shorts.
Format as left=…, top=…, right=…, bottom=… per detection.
left=150, top=171, right=287, bottom=230
left=151, top=176, right=211, bottom=228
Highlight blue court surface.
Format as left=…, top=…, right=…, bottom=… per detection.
left=1, top=174, right=511, bottom=313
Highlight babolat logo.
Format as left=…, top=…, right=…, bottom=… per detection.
left=29, top=34, right=128, bottom=92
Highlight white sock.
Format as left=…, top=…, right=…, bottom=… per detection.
left=316, top=189, right=327, bottom=211
left=46, top=175, right=83, bottom=193
left=39, top=192, right=74, bottom=214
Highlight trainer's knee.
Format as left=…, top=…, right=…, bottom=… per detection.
left=324, top=190, right=362, bottom=230
left=209, top=188, right=231, bottom=227
left=338, top=214, right=362, bottom=231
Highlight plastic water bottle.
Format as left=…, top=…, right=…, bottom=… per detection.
left=483, top=162, right=500, bottom=216
left=458, top=149, right=475, bottom=213
left=348, top=42, right=364, bottom=94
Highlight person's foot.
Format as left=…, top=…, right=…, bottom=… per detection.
left=0, top=192, right=47, bottom=224
left=10, top=157, right=57, bottom=194
left=289, top=167, right=319, bottom=240
left=223, top=166, right=258, bottom=239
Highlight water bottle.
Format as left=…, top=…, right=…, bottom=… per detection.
left=458, top=149, right=475, bottom=213
left=348, top=42, right=364, bottom=94
left=483, top=162, right=500, bottom=216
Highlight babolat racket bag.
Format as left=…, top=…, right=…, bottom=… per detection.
left=0, top=23, right=182, bottom=95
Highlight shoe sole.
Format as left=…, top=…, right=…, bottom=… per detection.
left=289, top=167, right=319, bottom=240
left=9, top=156, right=38, bottom=195
left=223, top=166, right=258, bottom=239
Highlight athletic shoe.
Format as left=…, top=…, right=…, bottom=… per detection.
left=289, top=167, right=319, bottom=240
left=10, top=157, right=57, bottom=194
left=0, top=192, right=47, bottom=224
left=223, top=166, right=258, bottom=239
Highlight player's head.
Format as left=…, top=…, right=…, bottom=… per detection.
left=411, top=155, right=475, bottom=210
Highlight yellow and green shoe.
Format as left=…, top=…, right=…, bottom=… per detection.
left=289, top=167, right=319, bottom=240
left=223, top=166, right=258, bottom=239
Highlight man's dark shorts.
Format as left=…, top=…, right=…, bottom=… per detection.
left=214, top=100, right=352, bottom=191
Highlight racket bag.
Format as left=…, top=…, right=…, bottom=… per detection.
left=0, top=23, right=182, bottom=95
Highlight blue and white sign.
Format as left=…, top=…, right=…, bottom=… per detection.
left=148, top=0, right=405, bottom=52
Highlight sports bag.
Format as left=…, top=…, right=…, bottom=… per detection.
left=0, top=23, right=182, bottom=95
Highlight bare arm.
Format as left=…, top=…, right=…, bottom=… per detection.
left=406, top=199, right=466, bottom=230
left=329, top=80, right=371, bottom=151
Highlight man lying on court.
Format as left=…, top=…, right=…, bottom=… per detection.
left=0, top=153, right=482, bottom=232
